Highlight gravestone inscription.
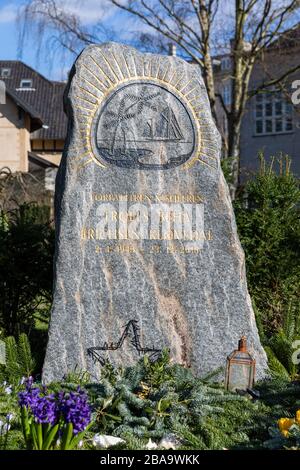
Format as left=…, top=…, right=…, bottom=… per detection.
left=42, top=43, right=267, bottom=383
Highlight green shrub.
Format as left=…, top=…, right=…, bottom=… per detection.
left=235, top=155, right=300, bottom=337
left=1, top=333, right=35, bottom=385
left=0, top=203, right=54, bottom=337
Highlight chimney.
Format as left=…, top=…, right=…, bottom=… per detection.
left=168, top=43, right=177, bottom=56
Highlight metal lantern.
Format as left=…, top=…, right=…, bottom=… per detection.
left=225, top=336, right=256, bottom=391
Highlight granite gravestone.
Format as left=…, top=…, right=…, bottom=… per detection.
left=43, top=43, right=267, bottom=383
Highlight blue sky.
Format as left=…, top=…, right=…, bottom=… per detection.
left=0, top=0, right=132, bottom=80
left=1, top=1, right=298, bottom=82
left=0, top=1, right=22, bottom=62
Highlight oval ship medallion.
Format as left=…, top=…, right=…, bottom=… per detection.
left=92, top=81, right=197, bottom=170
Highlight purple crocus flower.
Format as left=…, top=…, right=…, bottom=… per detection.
left=18, top=387, right=40, bottom=408
left=59, top=388, right=91, bottom=434
left=18, top=387, right=59, bottom=425
left=18, top=383, right=91, bottom=433
left=24, top=376, right=34, bottom=390
left=31, top=394, right=58, bottom=425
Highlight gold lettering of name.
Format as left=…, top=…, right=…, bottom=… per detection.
left=81, top=226, right=213, bottom=241
left=92, top=193, right=204, bottom=203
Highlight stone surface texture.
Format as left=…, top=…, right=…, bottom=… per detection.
left=43, top=43, right=267, bottom=383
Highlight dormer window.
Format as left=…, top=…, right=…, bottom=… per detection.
left=254, top=88, right=293, bottom=135
left=1, top=68, right=11, bottom=78
left=20, top=79, right=33, bottom=89
left=222, top=81, right=232, bottom=106
left=221, top=57, right=231, bottom=71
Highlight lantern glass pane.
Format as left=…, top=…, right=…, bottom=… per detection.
left=227, top=362, right=251, bottom=391
left=232, top=351, right=252, bottom=361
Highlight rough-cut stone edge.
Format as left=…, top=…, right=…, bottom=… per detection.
left=42, top=42, right=269, bottom=384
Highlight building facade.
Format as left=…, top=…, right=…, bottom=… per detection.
left=0, top=61, right=67, bottom=183
left=1, top=29, right=299, bottom=188
left=215, top=26, right=300, bottom=180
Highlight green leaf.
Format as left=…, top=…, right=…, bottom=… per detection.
left=17, top=333, right=36, bottom=378
left=20, top=406, right=31, bottom=444
left=4, top=336, right=21, bottom=384
left=43, top=424, right=59, bottom=450
left=36, top=423, right=43, bottom=450
left=67, top=423, right=92, bottom=450
left=30, top=422, right=38, bottom=450
left=43, top=423, right=51, bottom=440
left=61, top=422, right=74, bottom=450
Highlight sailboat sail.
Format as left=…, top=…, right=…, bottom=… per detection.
left=143, top=105, right=184, bottom=141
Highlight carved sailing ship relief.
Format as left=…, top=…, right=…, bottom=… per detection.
left=95, top=83, right=196, bottom=170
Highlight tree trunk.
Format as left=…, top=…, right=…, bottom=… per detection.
left=227, top=119, right=241, bottom=200
left=226, top=0, right=246, bottom=200
left=198, top=2, right=217, bottom=123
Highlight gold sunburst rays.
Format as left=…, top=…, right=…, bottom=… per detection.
left=73, top=151, right=91, bottom=162
left=74, top=94, right=97, bottom=106
left=76, top=158, right=94, bottom=171
left=179, top=79, right=196, bottom=94
left=161, top=64, right=171, bottom=82
left=72, top=49, right=218, bottom=173
left=131, top=54, right=138, bottom=77
left=183, top=85, right=199, bottom=98
left=143, top=60, right=148, bottom=77
left=82, top=63, right=109, bottom=91
left=89, top=54, right=116, bottom=86
left=183, top=154, right=218, bottom=171
left=149, top=59, right=159, bottom=79
left=199, top=153, right=218, bottom=162
left=81, top=75, right=105, bottom=95
left=156, top=60, right=166, bottom=81
left=74, top=104, right=94, bottom=114
left=78, top=128, right=91, bottom=138
left=194, top=110, right=205, bottom=118
left=110, top=50, right=125, bottom=80
left=198, top=158, right=218, bottom=170
left=154, top=59, right=163, bottom=80
left=173, top=74, right=185, bottom=89
left=78, top=85, right=101, bottom=102
left=122, top=51, right=138, bottom=78
left=199, top=155, right=219, bottom=168
left=168, top=69, right=177, bottom=85
left=188, top=95, right=202, bottom=105
left=122, top=52, right=131, bottom=78
left=97, top=50, right=120, bottom=83
left=202, top=136, right=217, bottom=145
left=77, top=137, right=90, bottom=147
left=203, top=145, right=217, bottom=160
left=202, top=143, right=220, bottom=152
left=71, top=151, right=93, bottom=172
left=133, top=55, right=142, bottom=78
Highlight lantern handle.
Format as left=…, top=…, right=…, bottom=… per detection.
left=238, top=336, right=247, bottom=352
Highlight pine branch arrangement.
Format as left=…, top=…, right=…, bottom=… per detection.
left=3, top=333, right=35, bottom=384
left=81, top=352, right=271, bottom=449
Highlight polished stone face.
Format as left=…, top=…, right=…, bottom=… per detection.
left=93, top=82, right=196, bottom=170
left=42, top=43, right=267, bottom=384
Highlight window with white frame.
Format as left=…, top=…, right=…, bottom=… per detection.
left=221, top=56, right=231, bottom=71
left=222, top=82, right=231, bottom=106
left=20, top=79, right=33, bottom=89
left=254, top=90, right=293, bottom=135
left=1, top=68, right=11, bottom=78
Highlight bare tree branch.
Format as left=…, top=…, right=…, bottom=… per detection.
left=20, top=0, right=300, bottom=197
left=248, top=63, right=300, bottom=97
left=216, top=92, right=231, bottom=117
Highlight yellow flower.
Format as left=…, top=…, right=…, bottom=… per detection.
left=278, top=418, right=295, bottom=436
left=136, top=381, right=150, bottom=399
left=296, top=410, right=300, bottom=424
